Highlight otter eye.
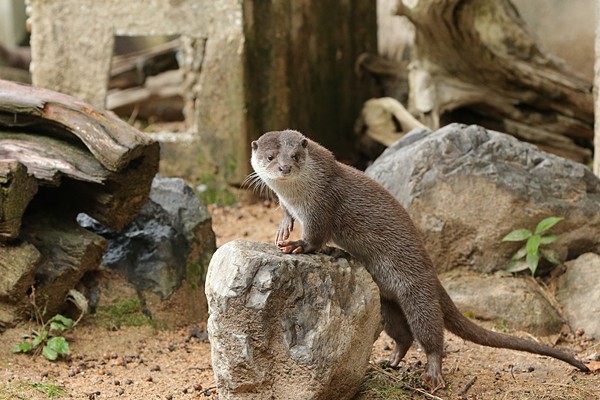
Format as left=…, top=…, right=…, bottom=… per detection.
left=266, top=155, right=274, bottom=162
left=291, top=154, right=298, bottom=161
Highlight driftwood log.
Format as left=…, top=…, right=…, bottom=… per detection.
left=362, top=0, right=593, bottom=163
left=0, top=79, right=159, bottom=329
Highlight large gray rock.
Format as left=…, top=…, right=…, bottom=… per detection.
left=556, top=253, right=600, bottom=339
left=441, top=272, right=563, bottom=336
left=206, top=240, right=381, bottom=400
left=367, top=123, right=600, bottom=273
left=78, top=176, right=215, bottom=324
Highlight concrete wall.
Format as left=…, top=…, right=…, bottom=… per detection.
left=28, top=0, right=377, bottom=186
left=513, top=0, right=594, bottom=81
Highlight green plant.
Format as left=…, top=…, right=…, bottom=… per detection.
left=12, top=288, right=87, bottom=361
left=502, top=216, right=563, bottom=276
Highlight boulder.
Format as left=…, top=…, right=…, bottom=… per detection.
left=78, top=176, right=216, bottom=325
left=556, top=253, right=600, bottom=339
left=366, top=123, right=600, bottom=274
left=441, top=271, right=563, bottom=336
left=206, top=240, right=381, bottom=400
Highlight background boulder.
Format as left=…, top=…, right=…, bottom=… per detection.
left=556, top=253, right=600, bottom=339
left=366, top=123, right=600, bottom=274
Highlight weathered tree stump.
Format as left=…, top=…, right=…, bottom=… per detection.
left=0, top=79, right=159, bottom=329
left=364, top=0, right=594, bottom=163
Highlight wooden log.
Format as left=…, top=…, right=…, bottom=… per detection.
left=386, top=0, right=594, bottom=163
left=0, top=160, right=38, bottom=241
left=0, top=79, right=159, bottom=173
left=0, top=130, right=158, bottom=230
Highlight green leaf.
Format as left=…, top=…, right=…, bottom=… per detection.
left=539, top=234, right=557, bottom=244
left=534, top=217, right=563, bottom=235
left=526, top=234, right=542, bottom=255
left=511, top=245, right=528, bottom=261
left=42, top=345, right=58, bottom=361
left=540, top=248, right=562, bottom=265
left=33, top=331, right=48, bottom=348
left=506, top=260, right=530, bottom=273
left=502, top=229, right=532, bottom=242
left=526, top=252, right=540, bottom=276
left=12, top=342, right=33, bottom=353
left=46, top=336, right=70, bottom=356
left=49, top=314, right=74, bottom=330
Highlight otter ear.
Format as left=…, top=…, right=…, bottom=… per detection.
left=251, top=141, right=258, bottom=151
left=301, top=138, right=308, bottom=148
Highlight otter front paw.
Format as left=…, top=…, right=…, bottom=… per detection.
left=275, top=215, right=294, bottom=243
left=277, top=239, right=312, bottom=254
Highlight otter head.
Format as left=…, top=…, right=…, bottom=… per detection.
left=251, top=130, right=309, bottom=183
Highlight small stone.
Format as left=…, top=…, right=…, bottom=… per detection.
left=166, top=395, right=173, bottom=400
left=125, top=379, right=133, bottom=385
left=182, top=388, right=188, bottom=394
left=145, top=376, right=153, bottom=382
left=114, top=380, right=121, bottom=386
left=576, top=328, right=585, bottom=337
left=527, top=366, right=535, bottom=373
left=383, top=343, right=391, bottom=351
left=68, top=369, right=76, bottom=377
left=193, top=383, right=203, bottom=391
left=98, top=369, right=106, bottom=375
left=167, top=343, right=176, bottom=352
left=117, top=388, right=125, bottom=395
left=150, top=365, right=161, bottom=372
left=40, top=371, right=49, bottom=378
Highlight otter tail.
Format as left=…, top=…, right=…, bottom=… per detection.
left=438, top=282, right=589, bottom=372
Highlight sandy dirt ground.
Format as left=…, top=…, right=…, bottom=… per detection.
left=1, top=202, right=598, bottom=400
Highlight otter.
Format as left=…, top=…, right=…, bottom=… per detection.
left=248, top=129, right=589, bottom=390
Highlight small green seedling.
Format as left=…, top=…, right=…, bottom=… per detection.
left=502, top=216, right=563, bottom=276
left=13, top=314, right=72, bottom=361
left=13, top=289, right=88, bottom=361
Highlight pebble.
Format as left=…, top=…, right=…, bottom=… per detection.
left=117, top=388, right=125, bottom=395
left=114, top=380, right=120, bottom=386
left=145, top=376, right=153, bottom=382
left=193, top=383, right=203, bottom=391
left=167, top=343, right=176, bottom=352
left=125, top=379, right=133, bottom=385
left=150, top=365, right=161, bottom=372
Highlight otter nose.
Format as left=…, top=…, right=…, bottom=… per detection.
left=279, top=165, right=292, bottom=175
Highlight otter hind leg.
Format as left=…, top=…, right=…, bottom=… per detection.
left=381, top=298, right=414, bottom=367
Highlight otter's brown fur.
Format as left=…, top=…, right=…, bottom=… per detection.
left=249, top=129, right=589, bottom=389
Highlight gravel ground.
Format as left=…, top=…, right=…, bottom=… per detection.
left=1, top=202, right=598, bottom=400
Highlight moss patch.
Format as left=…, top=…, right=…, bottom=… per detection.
left=93, top=298, right=152, bottom=330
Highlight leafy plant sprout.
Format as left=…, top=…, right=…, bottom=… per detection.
left=502, top=216, right=563, bottom=276
left=12, top=287, right=88, bottom=361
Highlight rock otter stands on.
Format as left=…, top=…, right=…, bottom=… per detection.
left=249, top=129, right=589, bottom=390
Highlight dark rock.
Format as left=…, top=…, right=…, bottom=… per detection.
left=78, top=175, right=216, bottom=325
